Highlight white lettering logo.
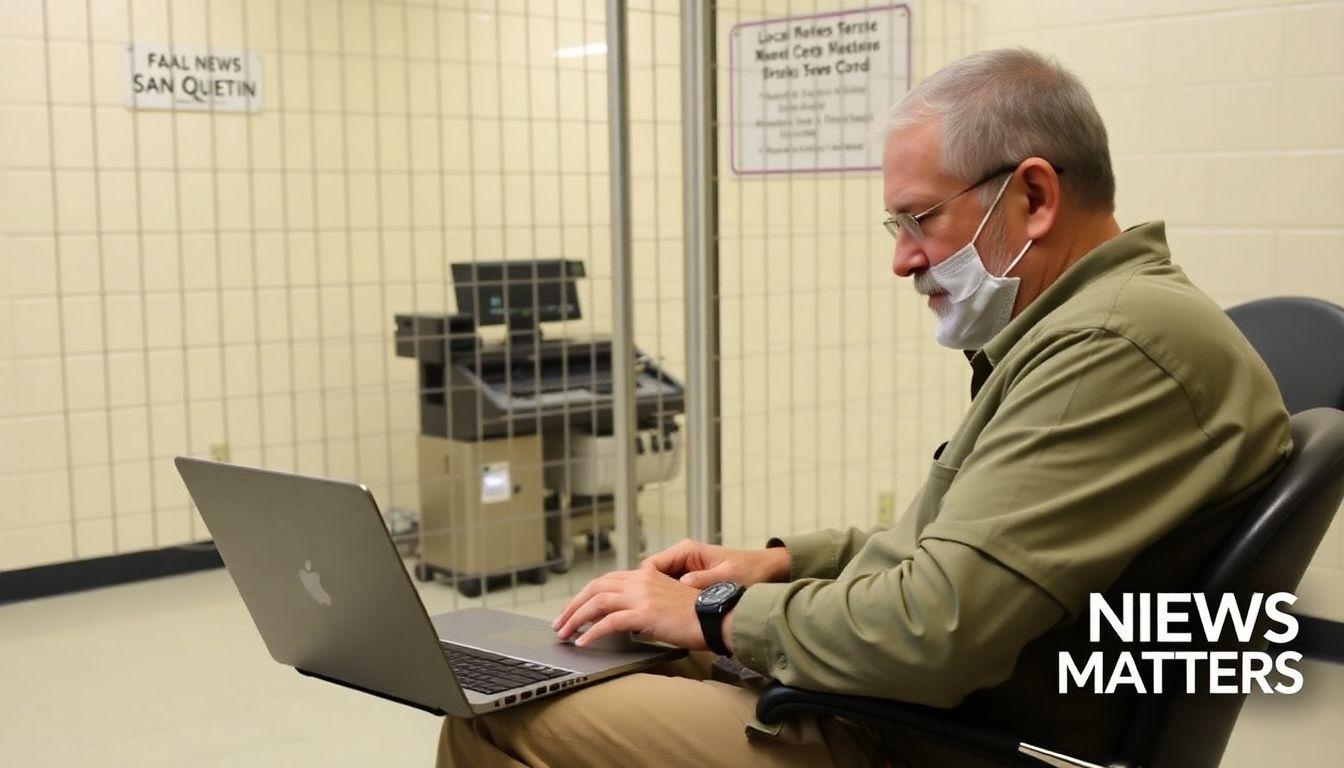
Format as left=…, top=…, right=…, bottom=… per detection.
left=1063, top=592, right=1302, bottom=695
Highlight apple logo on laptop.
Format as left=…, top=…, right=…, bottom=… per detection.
left=300, top=560, right=332, bottom=607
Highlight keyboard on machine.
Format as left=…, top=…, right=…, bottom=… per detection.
left=509, top=370, right=612, bottom=398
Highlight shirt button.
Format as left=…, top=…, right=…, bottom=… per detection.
left=777, top=656, right=787, bottom=669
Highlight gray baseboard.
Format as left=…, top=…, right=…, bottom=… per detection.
left=0, top=543, right=223, bottom=605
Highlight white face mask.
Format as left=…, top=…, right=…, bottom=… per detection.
left=918, top=174, right=1032, bottom=350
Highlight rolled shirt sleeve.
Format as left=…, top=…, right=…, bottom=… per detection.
left=768, top=528, right=877, bottom=581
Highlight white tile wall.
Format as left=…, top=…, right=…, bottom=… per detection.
left=70, top=463, right=113, bottom=521
left=66, top=410, right=109, bottom=467
left=74, top=517, right=114, bottom=558
left=18, top=416, right=67, bottom=474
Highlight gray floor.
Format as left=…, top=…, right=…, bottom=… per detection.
left=3, top=559, right=1341, bottom=767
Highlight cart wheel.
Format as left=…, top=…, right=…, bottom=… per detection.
left=587, top=531, right=645, bottom=555
left=547, top=539, right=575, bottom=574
left=457, top=577, right=483, bottom=598
left=414, top=561, right=434, bottom=583
left=587, top=531, right=613, bottom=554
left=525, top=567, right=549, bottom=585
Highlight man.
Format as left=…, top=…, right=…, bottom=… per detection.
left=438, top=48, right=1291, bottom=767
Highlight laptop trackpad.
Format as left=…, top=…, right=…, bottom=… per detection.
left=490, top=625, right=561, bottom=649
left=432, top=607, right=678, bottom=674
left=491, top=625, right=641, bottom=654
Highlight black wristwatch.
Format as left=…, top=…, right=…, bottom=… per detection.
left=695, top=581, right=746, bottom=656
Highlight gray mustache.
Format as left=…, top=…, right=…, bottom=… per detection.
left=913, top=271, right=944, bottom=297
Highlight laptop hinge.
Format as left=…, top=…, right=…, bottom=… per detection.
left=295, top=667, right=447, bottom=716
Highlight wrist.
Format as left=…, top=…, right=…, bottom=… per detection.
left=765, top=545, right=791, bottom=582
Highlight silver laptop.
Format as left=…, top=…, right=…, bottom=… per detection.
left=175, top=456, right=684, bottom=717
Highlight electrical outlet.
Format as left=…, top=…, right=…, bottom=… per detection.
left=877, top=490, right=895, bottom=525
left=209, top=442, right=230, bottom=462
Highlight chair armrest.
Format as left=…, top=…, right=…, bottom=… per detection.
left=755, top=684, right=1134, bottom=768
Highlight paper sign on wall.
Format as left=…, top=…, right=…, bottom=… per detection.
left=123, top=44, right=263, bottom=112
left=729, top=4, right=911, bottom=174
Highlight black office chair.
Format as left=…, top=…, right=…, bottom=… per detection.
left=1226, top=296, right=1344, bottom=412
left=756, top=407, right=1344, bottom=768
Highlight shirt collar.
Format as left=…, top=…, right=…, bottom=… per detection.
left=967, top=221, right=1171, bottom=394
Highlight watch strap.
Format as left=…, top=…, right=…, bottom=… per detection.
left=702, top=612, right=732, bottom=656
left=696, top=582, right=745, bottom=656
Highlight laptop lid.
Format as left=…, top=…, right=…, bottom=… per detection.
left=174, top=456, right=470, bottom=717
left=175, top=457, right=685, bottom=718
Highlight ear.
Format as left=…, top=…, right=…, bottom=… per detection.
left=1017, top=157, right=1060, bottom=241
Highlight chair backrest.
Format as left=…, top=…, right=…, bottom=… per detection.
left=1122, top=407, right=1344, bottom=768
left=1227, top=296, right=1344, bottom=412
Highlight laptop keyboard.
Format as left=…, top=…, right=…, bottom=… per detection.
left=441, top=643, right=572, bottom=695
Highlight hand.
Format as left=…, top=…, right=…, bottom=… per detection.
left=552, top=568, right=705, bottom=650
left=640, top=538, right=790, bottom=589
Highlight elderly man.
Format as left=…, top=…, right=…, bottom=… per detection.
left=437, top=48, right=1290, bottom=768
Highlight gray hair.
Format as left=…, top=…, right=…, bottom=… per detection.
left=873, top=48, right=1115, bottom=212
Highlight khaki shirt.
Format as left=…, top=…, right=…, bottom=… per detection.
left=729, top=222, right=1291, bottom=753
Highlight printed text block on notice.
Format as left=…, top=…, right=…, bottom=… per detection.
left=123, top=44, right=263, bottom=113
left=729, top=4, right=910, bottom=175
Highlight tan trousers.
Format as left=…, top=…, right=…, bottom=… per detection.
left=435, top=652, right=885, bottom=768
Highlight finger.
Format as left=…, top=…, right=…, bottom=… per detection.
left=554, top=571, right=635, bottom=637
left=552, top=581, right=597, bottom=633
left=680, top=564, right=731, bottom=589
left=640, top=538, right=695, bottom=574
left=552, top=573, right=622, bottom=633
left=559, top=590, right=626, bottom=641
left=576, top=611, right=636, bottom=648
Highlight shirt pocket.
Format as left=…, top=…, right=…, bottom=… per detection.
left=911, top=458, right=960, bottom=535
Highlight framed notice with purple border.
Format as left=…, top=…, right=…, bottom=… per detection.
left=728, top=4, right=911, bottom=175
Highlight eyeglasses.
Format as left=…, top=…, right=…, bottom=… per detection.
left=882, top=162, right=1042, bottom=241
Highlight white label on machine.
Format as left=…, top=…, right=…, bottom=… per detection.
left=481, top=463, right=512, bottom=504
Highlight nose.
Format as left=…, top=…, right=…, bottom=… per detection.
left=891, top=237, right=927, bottom=278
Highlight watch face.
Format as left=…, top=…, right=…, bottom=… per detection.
left=698, top=581, right=738, bottom=606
